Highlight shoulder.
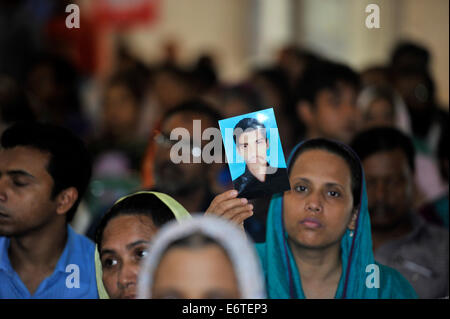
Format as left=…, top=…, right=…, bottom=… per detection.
left=66, top=226, right=96, bottom=266
left=420, top=222, right=449, bottom=249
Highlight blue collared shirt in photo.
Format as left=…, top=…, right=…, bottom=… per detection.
left=0, top=225, right=98, bottom=299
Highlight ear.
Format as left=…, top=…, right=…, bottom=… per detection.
left=55, top=187, right=79, bottom=216
left=347, top=208, right=358, bottom=230
left=296, top=101, right=314, bottom=126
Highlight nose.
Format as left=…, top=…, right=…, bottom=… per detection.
left=305, top=192, right=323, bottom=214
left=117, top=262, right=138, bottom=291
left=374, top=180, right=388, bottom=203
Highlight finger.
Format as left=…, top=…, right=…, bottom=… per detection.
left=221, top=204, right=253, bottom=220
left=216, top=197, right=249, bottom=215
left=231, top=210, right=254, bottom=225
left=210, top=189, right=238, bottom=207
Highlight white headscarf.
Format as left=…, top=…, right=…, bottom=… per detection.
left=137, top=214, right=266, bottom=299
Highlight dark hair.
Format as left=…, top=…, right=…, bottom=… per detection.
left=288, top=139, right=362, bottom=208
left=390, top=41, right=430, bottom=71
left=233, top=118, right=267, bottom=144
left=1, top=121, right=92, bottom=222
left=295, top=60, right=360, bottom=107
left=162, top=99, right=222, bottom=129
left=95, top=192, right=176, bottom=250
left=0, top=76, right=35, bottom=124
left=350, top=127, right=416, bottom=172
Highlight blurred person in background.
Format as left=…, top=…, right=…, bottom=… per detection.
left=293, top=60, right=361, bottom=145
left=0, top=75, right=35, bottom=135
left=419, top=126, right=449, bottom=229
left=24, top=52, right=90, bottom=137
left=0, top=0, right=40, bottom=83
left=351, top=127, right=449, bottom=299
left=251, top=67, right=296, bottom=153
left=88, top=69, right=147, bottom=173
left=83, top=69, right=149, bottom=239
left=392, top=67, right=448, bottom=203
left=276, top=45, right=321, bottom=92
left=360, top=65, right=391, bottom=88
left=150, top=100, right=225, bottom=213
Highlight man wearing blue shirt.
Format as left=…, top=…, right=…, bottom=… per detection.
left=0, top=122, right=98, bottom=298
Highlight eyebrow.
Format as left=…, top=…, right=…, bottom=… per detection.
left=6, top=170, right=36, bottom=180
left=100, top=248, right=116, bottom=256
left=126, top=240, right=150, bottom=250
left=291, top=177, right=345, bottom=189
left=100, top=240, right=150, bottom=256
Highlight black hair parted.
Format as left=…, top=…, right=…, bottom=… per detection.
left=1, top=121, right=92, bottom=222
left=294, top=60, right=360, bottom=107
left=350, top=126, right=416, bottom=174
left=233, top=117, right=267, bottom=144
left=95, top=192, right=176, bottom=251
left=288, top=138, right=362, bottom=209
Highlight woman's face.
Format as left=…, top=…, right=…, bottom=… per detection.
left=151, top=244, right=241, bottom=299
left=283, top=149, right=356, bottom=249
left=103, top=84, right=139, bottom=136
left=100, top=215, right=158, bottom=299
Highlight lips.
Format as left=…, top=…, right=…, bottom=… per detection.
left=300, top=217, right=323, bottom=229
left=0, top=211, right=9, bottom=219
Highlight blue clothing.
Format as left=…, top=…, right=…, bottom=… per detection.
left=0, top=225, right=98, bottom=299
left=255, top=141, right=418, bottom=299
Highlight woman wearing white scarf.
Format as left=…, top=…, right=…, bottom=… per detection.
left=137, top=215, right=266, bottom=299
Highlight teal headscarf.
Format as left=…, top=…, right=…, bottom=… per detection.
left=255, top=141, right=417, bottom=299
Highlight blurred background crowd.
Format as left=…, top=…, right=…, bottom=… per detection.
left=0, top=0, right=448, bottom=253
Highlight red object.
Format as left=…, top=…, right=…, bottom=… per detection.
left=93, top=0, right=160, bottom=29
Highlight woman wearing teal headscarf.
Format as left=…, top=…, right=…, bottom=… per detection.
left=94, top=191, right=191, bottom=299
left=255, top=139, right=417, bottom=299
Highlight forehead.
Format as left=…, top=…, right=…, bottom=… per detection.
left=291, top=149, right=351, bottom=186
left=318, top=82, right=357, bottom=99
left=0, top=146, right=50, bottom=175
left=102, top=215, right=157, bottom=248
left=163, top=112, right=215, bottom=135
left=363, top=149, right=410, bottom=175
left=155, top=244, right=236, bottom=285
left=237, top=128, right=266, bottom=143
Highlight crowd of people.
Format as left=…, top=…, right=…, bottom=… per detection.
left=0, top=2, right=448, bottom=300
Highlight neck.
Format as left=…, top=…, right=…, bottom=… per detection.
left=289, top=239, right=342, bottom=283
left=371, top=215, right=414, bottom=251
left=248, top=163, right=267, bottom=182
left=8, top=217, right=68, bottom=272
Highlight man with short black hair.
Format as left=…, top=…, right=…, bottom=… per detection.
left=295, top=60, right=360, bottom=144
left=351, top=127, right=449, bottom=298
left=0, top=122, right=97, bottom=298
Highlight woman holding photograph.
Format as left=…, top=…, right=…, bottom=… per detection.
left=207, top=138, right=417, bottom=298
